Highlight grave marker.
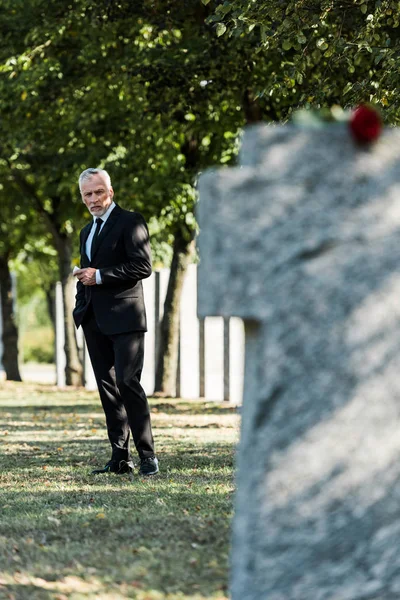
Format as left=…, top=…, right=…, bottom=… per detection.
left=198, top=122, right=400, bottom=599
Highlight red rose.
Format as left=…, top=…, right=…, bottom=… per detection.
left=349, top=105, right=382, bottom=144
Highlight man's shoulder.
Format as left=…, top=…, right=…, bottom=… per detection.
left=80, top=221, right=92, bottom=235
left=118, top=206, right=147, bottom=224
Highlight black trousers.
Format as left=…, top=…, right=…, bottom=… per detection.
left=82, top=308, right=155, bottom=461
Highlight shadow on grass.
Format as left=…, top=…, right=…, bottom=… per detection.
left=0, top=438, right=236, bottom=470
left=0, top=385, right=235, bottom=598
left=0, top=450, right=234, bottom=597
left=0, top=397, right=239, bottom=416
left=0, top=584, right=56, bottom=600
left=150, top=400, right=239, bottom=416
left=0, top=403, right=102, bottom=415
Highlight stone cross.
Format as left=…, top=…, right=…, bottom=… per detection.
left=197, top=123, right=400, bottom=600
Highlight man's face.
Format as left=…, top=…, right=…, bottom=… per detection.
left=80, top=173, right=114, bottom=217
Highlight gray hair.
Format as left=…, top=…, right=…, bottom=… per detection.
left=78, top=168, right=112, bottom=192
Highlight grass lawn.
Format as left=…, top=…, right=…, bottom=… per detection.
left=0, top=382, right=240, bottom=600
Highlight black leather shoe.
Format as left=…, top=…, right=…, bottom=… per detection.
left=139, top=456, right=159, bottom=476
left=91, top=459, right=134, bottom=475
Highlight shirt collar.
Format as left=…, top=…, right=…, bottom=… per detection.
left=92, top=201, right=116, bottom=225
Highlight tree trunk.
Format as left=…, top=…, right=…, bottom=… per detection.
left=57, top=236, right=83, bottom=386
left=154, top=230, right=195, bottom=396
left=45, top=286, right=56, bottom=332
left=0, top=254, right=22, bottom=381
left=7, top=173, right=83, bottom=387
left=243, top=88, right=263, bottom=124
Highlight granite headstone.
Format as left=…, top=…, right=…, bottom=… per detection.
left=197, top=123, right=400, bottom=600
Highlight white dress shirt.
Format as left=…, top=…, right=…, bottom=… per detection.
left=85, top=201, right=116, bottom=284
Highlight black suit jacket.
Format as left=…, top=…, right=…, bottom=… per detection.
left=73, top=204, right=152, bottom=335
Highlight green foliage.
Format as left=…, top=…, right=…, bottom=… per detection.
left=207, top=0, right=400, bottom=122
left=12, top=247, right=58, bottom=306
left=2, top=0, right=400, bottom=281
left=0, top=0, right=253, bottom=271
left=22, top=326, right=55, bottom=363
left=18, top=290, right=55, bottom=364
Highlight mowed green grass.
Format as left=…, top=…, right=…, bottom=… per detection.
left=0, top=382, right=240, bottom=600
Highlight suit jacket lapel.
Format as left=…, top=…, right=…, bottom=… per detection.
left=90, top=205, right=122, bottom=262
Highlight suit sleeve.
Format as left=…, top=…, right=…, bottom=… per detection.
left=99, top=212, right=152, bottom=285
left=75, top=279, right=85, bottom=309
left=74, top=230, right=86, bottom=310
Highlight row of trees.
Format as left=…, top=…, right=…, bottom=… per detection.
left=0, top=0, right=398, bottom=393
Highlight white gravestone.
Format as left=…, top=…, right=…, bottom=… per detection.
left=197, top=123, right=400, bottom=600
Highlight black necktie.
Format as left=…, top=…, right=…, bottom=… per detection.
left=91, top=217, right=103, bottom=257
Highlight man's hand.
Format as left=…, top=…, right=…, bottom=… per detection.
left=74, top=267, right=97, bottom=286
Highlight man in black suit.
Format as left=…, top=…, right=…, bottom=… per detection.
left=73, top=167, right=158, bottom=477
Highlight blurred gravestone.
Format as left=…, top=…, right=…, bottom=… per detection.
left=197, top=123, right=400, bottom=600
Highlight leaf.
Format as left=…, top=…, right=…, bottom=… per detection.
left=216, top=23, right=227, bottom=37
left=316, top=38, right=328, bottom=51
left=260, top=25, right=268, bottom=43
left=282, top=39, right=292, bottom=50
left=343, top=82, right=353, bottom=95
left=201, top=0, right=211, bottom=4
